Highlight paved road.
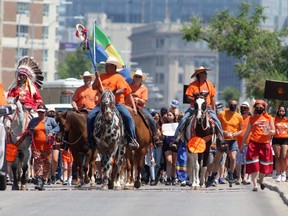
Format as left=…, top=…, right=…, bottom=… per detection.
left=0, top=183, right=287, bottom=216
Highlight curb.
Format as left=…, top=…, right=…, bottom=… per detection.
left=264, top=183, right=288, bottom=206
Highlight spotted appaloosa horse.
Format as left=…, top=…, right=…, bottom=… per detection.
left=185, top=92, right=216, bottom=189
left=5, top=97, right=32, bottom=190
left=93, top=90, right=126, bottom=190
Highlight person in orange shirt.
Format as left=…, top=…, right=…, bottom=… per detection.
left=0, top=83, right=7, bottom=106
left=27, top=104, right=60, bottom=190
left=236, top=101, right=251, bottom=185
left=240, top=100, right=275, bottom=191
left=272, top=105, right=288, bottom=182
left=206, top=100, right=243, bottom=187
left=72, top=71, right=97, bottom=110
left=170, top=66, right=224, bottom=151
left=87, top=56, right=139, bottom=150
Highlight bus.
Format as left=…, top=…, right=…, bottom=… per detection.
left=40, top=78, right=83, bottom=104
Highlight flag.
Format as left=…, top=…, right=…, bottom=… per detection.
left=93, top=25, right=131, bottom=82
left=94, top=26, right=125, bottom=66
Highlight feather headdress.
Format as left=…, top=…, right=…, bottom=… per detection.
left=8, top=56, right=44, bottom=95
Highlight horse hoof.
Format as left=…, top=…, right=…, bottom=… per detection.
left=21, top=184, right=28, bottom=190
left=101, top=185, right=108, bottom=190
left=134, top=181, right=141, bottom=189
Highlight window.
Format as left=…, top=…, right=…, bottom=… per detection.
left=43, top=26, right=48, bottom=39
left=156, top=38, right=164, bottom=48
left=17, top=2, right=29, bottom=15
left=155, top=73, right=165, bottom=84
left=19, top=48, right=28, bottom=57
left=178, top=73, right=183, bottom=84
left=43, top=4, right=49, bottom=16
left=43, top=49, right=48, bottom=62
left=156, top=56, right=165, bottom=66
left=16, top=25, right=29, bottom=37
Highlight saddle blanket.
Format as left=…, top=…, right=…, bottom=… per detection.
left=162, top=123, right=179, bottom=136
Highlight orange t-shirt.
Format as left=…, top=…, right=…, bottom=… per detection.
left=273, top=116, right=288, bottom=138
left=33, top=121, right=50, bottom=150
left=126, top=84, right=148, bottom=108
left=185, top=80, right=216, bottom=107
left=97, top=73, right=132, bottom=104
left=0, top=84, right=7, bottom=106
left=218, top=109, right=243, bottom=140
left=72, top=85, right=97, bottom=110
left=237, top=115, right=251, bottom=147
left=249, top=114, right=272, bottom=144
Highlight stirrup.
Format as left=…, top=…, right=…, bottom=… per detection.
left=128, top=139, right=139, bottom=150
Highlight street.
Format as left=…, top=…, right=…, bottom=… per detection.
left=0, top=182, right=287, bottom=216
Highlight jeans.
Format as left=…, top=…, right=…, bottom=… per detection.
left=142, top=107, right=158, bottom=135
left=173, top=107, right=223, bottom=140
left=87, top=104, right=136, bottom=145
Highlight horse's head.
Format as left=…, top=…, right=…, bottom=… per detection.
left=193, top=92, right=208, bottom=120
left=100, top=90, right=116, bottom=121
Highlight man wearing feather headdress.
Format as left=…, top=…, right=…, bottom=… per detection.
left=7, top=56, right=44, bottom=110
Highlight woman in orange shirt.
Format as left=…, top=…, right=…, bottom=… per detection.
left=27, top=104, right=60, bottom=190
left=272, top=105, right=288, bottom=182
left=240, top=100, right=275, bottom=191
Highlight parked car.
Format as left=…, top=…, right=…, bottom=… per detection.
left=0, top=106, right=12, bottom=190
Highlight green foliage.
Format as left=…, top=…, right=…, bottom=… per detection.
left=222, top=87, right=241, bottom=106
left=181, top=1, right=288, bottom=99
left=57, top=48, right=93, bottom=79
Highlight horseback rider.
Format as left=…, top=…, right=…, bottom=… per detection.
left=125, top=69, right=162, bottom=147
left=72, top=71, right=97, bottom=111
left=86, top=56, right=140, bottom=150
left=170, top=66, right=224, bottom=151
left=7, top=56, right=43, bottom=111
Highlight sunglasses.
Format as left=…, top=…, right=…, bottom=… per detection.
left=134, top=75, right=142, bottom=79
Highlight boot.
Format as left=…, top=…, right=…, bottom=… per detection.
left=35, top=175, right=44, bottom=191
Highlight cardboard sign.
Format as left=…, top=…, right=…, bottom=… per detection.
left=264, top=80, right=288, bottom=100
left=162, top=123, right=179, bottom=136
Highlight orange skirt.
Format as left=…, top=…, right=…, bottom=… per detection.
left=62, top=151, right=74, bottom=163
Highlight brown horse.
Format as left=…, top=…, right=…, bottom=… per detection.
left=124, top=106, right=152, bottom=189
left=59, top=110, right=88, bottom=187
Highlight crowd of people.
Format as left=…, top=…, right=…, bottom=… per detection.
left=1, top=55, right=288, bottom=192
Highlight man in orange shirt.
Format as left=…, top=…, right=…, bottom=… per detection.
left=210, top=100, right=243, bottom=186
left=87, top=56, right=139, bottom=150
left=170, top=66, right=224, bottom=151
left=72, top=71, right=97, bottom=110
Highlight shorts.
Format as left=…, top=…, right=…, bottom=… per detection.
left=217, top=140, right=238, bottom=152
left=246, top=142, right=273, bottom=174
left=272, top=137, right=288, bottom=145
left=236, top=146, right=248, bottom=165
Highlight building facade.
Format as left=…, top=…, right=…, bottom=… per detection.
left=0, top=0, right=60, bottom=89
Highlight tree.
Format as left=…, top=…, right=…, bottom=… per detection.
left=222, top=87, right=241, bottom=106
left=181, top=1, right=288, bottom=99
left=57, top=48, right=93, bottom=79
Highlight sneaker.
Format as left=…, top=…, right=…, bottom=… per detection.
left=165, top=178, right=172, bottom=186
left=281, top=172, right=286, bottom=182
left=218, top=177, right=225, bottom=184
left=241, top=180, right=251, bottom=185
left=150, top=180, right=157, bottom=186
left=180, top=181, right=186, bottom=187
left=128, top=139, right=139, bottom=150
left=260, top=183, right=265, bottom=190
left=235, top=180, right=241, bottom=185
left=62, top=180, right=68, bottom=185
left=275, top=174, right=281, bottom=182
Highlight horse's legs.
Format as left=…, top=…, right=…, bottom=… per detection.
left=11, top=157, right=20, bottom=190
left=83, top=149, right=91, bottom=184
left=114, top=145, right=126, bottom=190
left=134, top=148, right=147, bottom=189
left=20, top=149, right=31, bottom=190
left=191, top=153, right=200, bottom=187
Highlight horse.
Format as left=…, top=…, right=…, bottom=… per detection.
left=58, top=110, right=88, bottom=187
left=123, top=107, right=152, bottom=189
left=5, top=97, right=32, bottom=190
left=93, top=90, right=126, bottom=190
left=184, top=92, right=216, bottom=189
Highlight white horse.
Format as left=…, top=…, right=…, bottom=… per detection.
left=185, top=93, right=216, bottom=189
left=5, top=97, right=34, bottom=190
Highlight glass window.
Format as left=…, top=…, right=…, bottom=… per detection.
left=156, top=56, right=165, bottom=66
left=42, top=26, right=48, bottom=39
left=43, top=4, right=49, bottom=16
left=43, top=49, right=48, bottom=62
left=18, top=48, right=28, bottom=58
left=17, top=2, right=29, bottom=15
left=16, top=25, right=29, bottom=37
left=156, top=38, right=164, bottom=48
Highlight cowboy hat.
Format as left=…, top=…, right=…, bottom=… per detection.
left=191, top=66, right=211, bottom=78
left=240, top=101, right=250, bottom=107
left=105, top=56, right=122, bottom=70
left=80, top=71, right=95, bottom=79
left=130, top=69, right=147, bottom=81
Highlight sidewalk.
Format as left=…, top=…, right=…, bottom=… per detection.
left=264, top=177, right=288, bottom=205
